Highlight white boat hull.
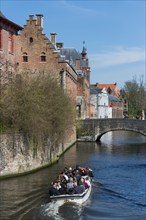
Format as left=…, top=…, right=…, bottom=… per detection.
left=50, top=185, right=91, bottom=204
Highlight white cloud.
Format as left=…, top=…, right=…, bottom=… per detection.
left=61, top=0, right=97, bottom=16
left=89, top=46, right=146, bottom=70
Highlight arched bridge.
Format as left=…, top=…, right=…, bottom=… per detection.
left=78, top=118, right=146, bottom=141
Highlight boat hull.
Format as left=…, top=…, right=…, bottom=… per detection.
left=50, top=185, right=91, bottom=204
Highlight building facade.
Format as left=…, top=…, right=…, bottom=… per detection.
left=90, top=87, right=112, bottom=118
left=59, top=45, right=90, bottom=119
left=0, top=11, right=22, bottom=83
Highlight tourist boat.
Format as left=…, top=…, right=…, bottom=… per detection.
left=49, top=166, right=93, bottom=204
left=49, top=177, right=92, bottom=204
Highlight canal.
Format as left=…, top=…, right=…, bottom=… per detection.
left=0, top=131, right=146, bottom=220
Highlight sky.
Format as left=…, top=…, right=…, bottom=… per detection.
left=1, top=0, right=146, bottom=89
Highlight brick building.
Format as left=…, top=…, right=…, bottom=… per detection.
left=109, top=94, right=123, bottom=118
left=0, top=13, right=81, bottom=148
left=59, top=45, right=90, bottom=119
left=0, top=11, right=22, bottom=82
left=15, top=15, right=77, bottom=105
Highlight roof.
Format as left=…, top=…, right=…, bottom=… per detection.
left=0, top=11, right=22, bottom=30
left=108, top=94, right=121, bottom=102
left=0, top=11, right=6, bottom=18
left=90, top=88, right=104, bottom=95
left=97, top=83, right=117, bottom=90
left=59, top=48, right=87, bottom=68
left=96, top=83, right=120, bottom=96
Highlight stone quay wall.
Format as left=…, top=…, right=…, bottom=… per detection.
left=0, top=131, right=76, bottom=179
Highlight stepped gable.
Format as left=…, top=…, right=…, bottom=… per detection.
left=21, top=15, right=57, bottom=49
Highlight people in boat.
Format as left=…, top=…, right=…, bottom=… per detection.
left=73, top=180, right=85, bottom=194
left=79, top=177, right=90, bottom=189
left=49, top=182, right=61, bottom=196
left=67, top=177, right=74, bottom=189
left=73, top=170, right=81, bottom=184
left=66, top=177, right=75, bottom=194
left=49, top=165, right=93, bottom=197
left=59, top=171, right=68, bottom=183
left=86, top=167, right=94, bottom=178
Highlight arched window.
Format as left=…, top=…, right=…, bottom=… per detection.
left=40, top=52, right=46, bottom=62
left=23, top=52, right=28, bottom=62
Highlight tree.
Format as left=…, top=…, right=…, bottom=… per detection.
left=0, top=71, right=75, bottom=145
left=122, top=75, right=146, bottom=119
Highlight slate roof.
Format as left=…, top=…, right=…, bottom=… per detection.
left=108, top=94, right=121, bottom=102
left=90, top=88, right=103, bottom=95
left=59, top=48, right=87, bottom=68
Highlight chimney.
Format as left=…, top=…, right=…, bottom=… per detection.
left=29, top=15, right=34, bottom=21
left=50, top=32, right=56, bottom=45
left=36, top=14, right=43, bottom=30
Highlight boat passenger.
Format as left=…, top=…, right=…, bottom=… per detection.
left=86, top=167, right=94, bottom=178
left=79, top=177, right=90, bottom=189
left=74, top=180, right=85, bottom=194
left=49, top=182, right=60, bottom=196
left=84, top=176, right=91, bottom=187
left=67, top=167, right=74, bottom=178
left=59, top=171, right=68, bottom=183
left=66, top=177, right=75, bottom=194
left=73, top=170, right=81, bottom=184
left=67, top=177, right=74, bottom=189
left=56, top=180, right=67, bottom=195
left=75, top=165, right=88, bottom=176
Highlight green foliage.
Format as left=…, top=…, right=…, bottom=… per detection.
left=122, top=75, right=146, bottom=118
left=0, top=73, right=75, bottom=142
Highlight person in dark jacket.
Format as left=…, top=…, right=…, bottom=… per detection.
left=49, top=182, right=60, bottom=196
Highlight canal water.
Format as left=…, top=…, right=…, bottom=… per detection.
left=0, top=131, right=146, bottom=220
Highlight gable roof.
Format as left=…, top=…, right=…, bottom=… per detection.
left=0, top=11, right=22, bottom=30
left=0, top=11, right=6, bottom=18
left=97, top=83, right=117, bottom=90
left=96, top=83, right=120, bottom=96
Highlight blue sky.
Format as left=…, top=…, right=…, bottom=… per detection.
left=1, top=0, right=146, bottom=89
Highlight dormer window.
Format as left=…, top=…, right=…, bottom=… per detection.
left=40, top=52, right=46, bottom=62
left=23, top=52, right=28, bottom=62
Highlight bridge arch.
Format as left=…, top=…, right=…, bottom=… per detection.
left=79, top=118, right=146, bottom=142
left=95, top=128, right=146, bottom=141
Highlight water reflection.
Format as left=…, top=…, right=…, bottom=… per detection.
left=0, top=131, right=146, bottom=220
left=99, top=131, right=146, bottom=155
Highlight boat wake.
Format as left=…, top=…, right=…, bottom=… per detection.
left=41, top=200, right=65, bottom=220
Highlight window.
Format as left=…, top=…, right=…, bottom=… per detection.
left=40, top=52, right=46, bottom=62
left=30, top=37, right=33, bottom=43
left=8, top=32, right=14, bottom=53
left=0, top=29, right=2, bottom=49
left=23, top=52, right=28, bottom=62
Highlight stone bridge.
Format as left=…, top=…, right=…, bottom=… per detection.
left=78, top=118, right=146, bottom=141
